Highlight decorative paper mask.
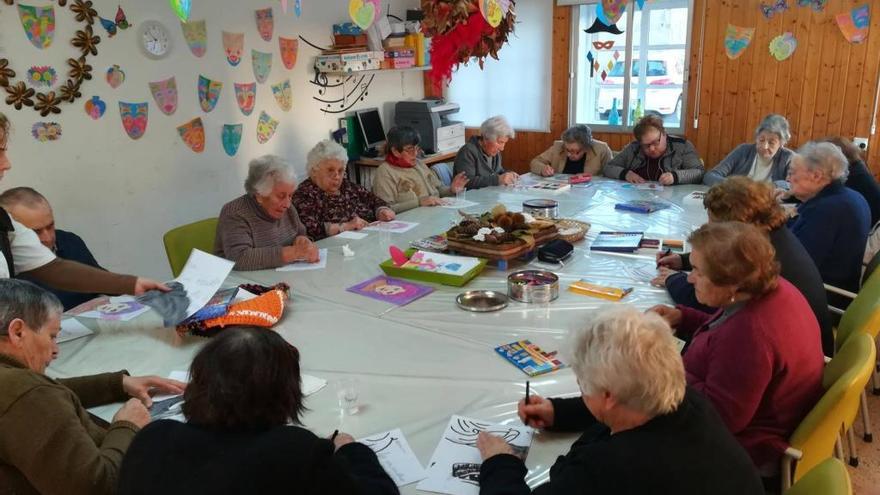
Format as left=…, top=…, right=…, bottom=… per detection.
left=27, top=66, right=57, bottom=88
left=769, top=32, right=797, bottom=61
left=18, top=3, right=55, bottom=49
left=279, top=37, right=299, bottom=69
left=169, top=0, right=191, bottom=23
left=601, top=0, right=626, bottom=24
left=585, top=18, right=623, bottom=35
left=84, top=95, right=106, bottom=119
left=181, top=19, right=207, bottom=57
left=271, top=79, right=292, bottom=111
left=106, top=65, right=126, bottom=88
left=592, top=40, right=614, bottom=50
left=222, top=123, right=243, bottom=156
left=223, top=31, right=244, bottom=66
left=836, top=4, right=869, bottom=44
left=349, top=0, right=380, bottom=30
left=177, top=117, right=205, bottom=153
left=724, top=24, right=755, bottom=60
left=760, top=0, right=788, bottom=20
left=198, top=75, right=223, bottom=112
left=797, top=0, right=826, bottom=12
left=479, top=0, right=502, bottom=28
left=234, top=82, right=256, bottom=116
left=31, top=122, right=61, bottom=142
left=252, top=50, right=273, bottom=84
left=149, top=77, right=178, bottom=115
left=255, top=8, right=274, bottom=42
left=119, top=101, right=148, bottom=140
left=256, top=111, right=279, bottom=144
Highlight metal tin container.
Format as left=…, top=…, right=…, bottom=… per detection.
left=507, top=270, right=560, bottom=303
left=456, top=290, right=509, bottom=312
left=522, top=199, right=559, bottom=219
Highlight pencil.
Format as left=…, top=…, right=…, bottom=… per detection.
left=525, top=380, right=530, bottom=405
left=656, top=248, right=672, bottom=268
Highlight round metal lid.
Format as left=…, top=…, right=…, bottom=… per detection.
left=456, top=290, right=509, bottom=312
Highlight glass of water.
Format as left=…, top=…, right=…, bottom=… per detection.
left=456, top=188, right=467, bottom=204
left=335, top=378, right=359, bottom=415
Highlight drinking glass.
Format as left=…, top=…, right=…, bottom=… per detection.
left=335, top=378, right=359, bottom=415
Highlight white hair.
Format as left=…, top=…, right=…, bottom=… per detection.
left=796, top=141, right=850, bottom=182
left=755, top=113, right=791, bottom=144
left=306, top=140, right=349, bottom=176
left=244, top=155, right=297, bottom=196
left=480, top=115, right=515, bottom=142
left=567, top=305, right=685, bottom=416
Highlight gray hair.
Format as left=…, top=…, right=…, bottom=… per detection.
left=567, top=305, right=685, bottom=417
left=0, top=187, right=49, bottom=210
left=0, top=112, right=9, bottom=139
left=244, top=155, right=297, bottom=196
left=0, top=279, right=63, bottom=336
left=306, top=140, right=349, bottom=176
left=796, top=141, right=850, bottom=182
left=479, top=115, right=515, bottom=142
left=755, top=114, right=791, bottom=144
left=561, top=125, right=593, bottom=149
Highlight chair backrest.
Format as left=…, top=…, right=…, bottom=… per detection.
left=432, top=162, right=453, bottom=187
left=862, top=242, right=880, bottom=284
left=786, top=458, right=852, bottom=495
left=836, top=267, right=880, bottom=350
left=163, top=218, right=219, bottom=277
left=788, top=333, right=876, bottom=482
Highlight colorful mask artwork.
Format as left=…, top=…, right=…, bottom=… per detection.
left=479, top=0, right=503, bottom=28
left=255, top=8, right=274, bottom=42
left=271, top=79, right=292, bottom=111
left=169, top=0, right=191, bottom=23
left=181, top=19, right=207, bottom=57
left=279, top=37, right=299, bottom=69
left=601, top=0, right=626, bottom=24
left=769, top=32, right=797, bottom=61
left=760, top=0, right=788, bottom=20
left=18, top=3, right=55, bottom=49
left=234, top=82, right=257, bottom=116
left=256, top=111, right=279, bottom=144
left=149, top=77, right=178, bottom=116
left=592, top=40, right=614, bottom=50
left=252, top=50, right=273, bottom=84
left=99, top=6, right=130, bottom=37
left=106, top=65, right=125, bottom=88
left=724, top=24, right=755, bottom=60
left=177, top=117, right=205, bottom=153
left=119, top=101, right=148, bottom=140
left=349, top=0, right=380, bottom=30
left=198, top=75, right=223, bottom=113
left=84, top=96, right=106, bottom=119
left=797, top=0, right=826, bottom=12
left=31, top=122, right=61, bottom=142
left=836, top=4, right=869, bottom=44
left=223, top=31, right=245, bottom=66
left=26, top=66, right=57, bottom=88
left=222, top=123, right=243, bottom=156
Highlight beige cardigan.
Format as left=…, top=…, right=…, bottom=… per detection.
left=529, top=139, right=613, bottom=176
left=372, top=161, right=453, bottom=213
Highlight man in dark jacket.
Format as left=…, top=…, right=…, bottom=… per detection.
left=604, top=114, right=704, bottom=185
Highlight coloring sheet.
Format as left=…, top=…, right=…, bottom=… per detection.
left=172, top=249, right=236, bottom=318
left=417, top=416, right=533, bottom=495
left=362, top=221, right=419, bottom=234
left=334, top=231, right=369, bottom=240
left=276, top=249, right=328, bottom=272
left=68, top=296, right=150, bottom=322
left=57, top=317, right=94, bottom=343
left=622, top=263, right=657, bottom=283
left=438, top=198, right=478, bottom=209
left=358, top=428, right=426, bottom=486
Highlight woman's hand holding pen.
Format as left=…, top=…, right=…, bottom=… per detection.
left=655, top=250, right=682, bottom=270
left=518, top=395, right=555, bottom=429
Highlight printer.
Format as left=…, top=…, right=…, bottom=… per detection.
left=394, top=99, right=465, bottom=154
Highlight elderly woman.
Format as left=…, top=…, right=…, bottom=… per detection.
left=453, top=115, right=519, bottom=189
left=372, top=126, right=468, bottom=213
left=656, top=177, right=833, bottom=355
left=821, top=136, right=880, bottom=226
left=787, top=142, right=870, bottom=300
left=477, top=305, right=763, bottom=495
left=214, top=155, right=319, bottom=270
left=703, top=114, right=794, bottom=186
left=529, top=124, right=612, bottom=177
left=604, top=114, right=704, bottom=185
left=649, top=222, right=824, bottom=474
left=293, top=140, right=395, bottom=240
left=118, top=327, right=398, bottom=494
left=0, top=279, right=185, bottom=495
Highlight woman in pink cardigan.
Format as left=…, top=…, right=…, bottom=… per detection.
left=649, top=222, right=824, bottom=478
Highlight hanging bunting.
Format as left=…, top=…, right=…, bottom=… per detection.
left=106, top=65, right=125, bottom=89
left=271, top=79, right=292, bottom=111
left=600, top=69, right=608, bottom=81
left=279, top=37, right=299, bottom=69
left=349, top=0, right=380, bottom=30
left=835, top=4, right=869, bottom=44
left=32, top=122, right=62, bottom=142
left=612, top=50, right=620, bottom=61
left=119, top=101, right=148, bottom=140
left=606, top=59, right=614, bottom=71
left=149, top=77, right=178, bottom=115
left=636, top=0, right=646, bottom=9
left=769, top=32, right=797, bottom=61
left=181, top=19, right=207, bottom=57
left=724, top=24, right=755, bottom=60
left=197, top=75, right=222, bottom=112
left=222, top=123, right=243, bottom=156
left=252, top=50, right=273, bottom=84
left=255, top=7, right=274, bottom=42
left=601, top=0, right=626, bottom=24
left=177, top=117, right=205, bottom=153
left=18, top=3, right=56, bottom=49
left=586, top=51, right=595, bottom=77
left=234, top=82, right=256, bottom=116
left=223, top=31, right=244, bottom=66
left=26, top=66, right=57, bottom=88
left=256, top=111, right=279, bottom=144
left=169, top=0, right=191, bottom=23
left=84, top=95, right=106, bottom=120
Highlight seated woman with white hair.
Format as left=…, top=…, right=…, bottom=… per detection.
left=703, top=114, right=794, bottom=186
left=294, top=140, right=395, bottom=240
left=214, top=154, right=319, bottom=270
left=787, top=142, right=870, bottom=301
left=453, top=115, right=519, bottom=189
left=477, top=305, right=763, bottom=495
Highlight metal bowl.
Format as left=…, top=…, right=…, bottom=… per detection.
left=523, top=199, right=559, bottom=219
left=507, top=270, right=560, bottom=303
left=456, top=290, right=509, bottom=312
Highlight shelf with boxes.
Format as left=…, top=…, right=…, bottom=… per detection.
left=317, top=65, right=432, bottom=77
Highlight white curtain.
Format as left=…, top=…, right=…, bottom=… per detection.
left=446, top=0, right=553, bottom=131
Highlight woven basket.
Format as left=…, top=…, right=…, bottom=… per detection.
left=554, top=219, right=591, bottom=243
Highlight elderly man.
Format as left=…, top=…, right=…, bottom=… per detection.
left=604, top=114, right=704, bottom=185
left=453, top=115, right=519, bottom=189
left=0, top=187, right=103, bottom=309
left=0, top=279, right=185, bottom=495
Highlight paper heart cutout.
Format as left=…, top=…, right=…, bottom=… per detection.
left=106, top=65, right=125, bottom=88
left=349, top=0, right=376, bottom=30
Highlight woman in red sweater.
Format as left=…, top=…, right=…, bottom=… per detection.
left=649, top=222, right=824, bottom=477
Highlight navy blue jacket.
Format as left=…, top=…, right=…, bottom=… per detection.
left=23, top=229, right=103, bottom=310
left=845, top=160, right=880, bottom=227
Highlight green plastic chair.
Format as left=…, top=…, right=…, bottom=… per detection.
left=162, top=218, right=219, bottom=277
left=785, top=458, right=852, bottom=495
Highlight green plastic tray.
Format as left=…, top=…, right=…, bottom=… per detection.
left=379, top=249, right=488, bottom=287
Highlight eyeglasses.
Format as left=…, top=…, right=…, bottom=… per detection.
left=564, top=145, right=583, bottom=155
left=325, top=168, right=347, bottom=178
left=402, top=145, right=420, bottom=154
left=640, top=134, right=664, bottom=151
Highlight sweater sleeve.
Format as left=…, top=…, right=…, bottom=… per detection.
left=547, top=397, right=598, bottom=432
left=530, top=145, right=557, bottom=175
left=665, top=273, right=717, bottom=314
left=676, top=305, right=714, bottom=339
left=333, top=442, right=399, bottom=495
left=372, top=166, right=419, bottom=214
left=1, top=386, right=138, bottom=495
left=603, top=143, right=635, bottom=180
left=703, top=144, right=746, bottom=185
left=670, top=141, right=704, bottom=185
left=57, top=371, right=128, bottom=409
left=216, top=210, right=285, bottom=271
left=20, top=258, right=136, bottom=295
left=789, top=206, right=835, bottom=270
left=479, top=454, right=531, bottom=495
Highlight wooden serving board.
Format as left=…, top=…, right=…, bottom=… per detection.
left=447, top=228, right=559, bottom=261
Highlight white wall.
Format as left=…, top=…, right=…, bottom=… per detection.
left=0, top=0, right=423, bottom=278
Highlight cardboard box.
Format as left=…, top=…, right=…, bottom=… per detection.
left=334, top=34, right=368, bottom=46
left=385, top=56, right=415, bottom=68
left=315, top=51, right=384, bottom=72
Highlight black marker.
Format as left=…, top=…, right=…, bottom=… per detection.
left=330, top=429, right=339, bottom=443
left=525, top=380, right=530, bottom=405
left=657, top=248, right=672, bottom=269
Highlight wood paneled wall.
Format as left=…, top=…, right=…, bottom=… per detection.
left=429, top=1, right=880, bottom=175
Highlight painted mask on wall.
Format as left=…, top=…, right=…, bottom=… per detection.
left=149, top=77, right=178, bottom=115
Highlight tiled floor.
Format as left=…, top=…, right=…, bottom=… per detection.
left=847, top=378, right=880, bottom=495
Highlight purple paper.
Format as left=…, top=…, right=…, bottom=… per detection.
left=347, top=276, right=433, bottom=306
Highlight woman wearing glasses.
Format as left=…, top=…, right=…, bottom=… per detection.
left=529, top=124, right=612, bottom=178
left=604, top=114, right=704, bottom=185
left=372, top=126, right=468, bottom=213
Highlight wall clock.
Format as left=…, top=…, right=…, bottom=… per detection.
left=139, top=20, right=172, bottom=59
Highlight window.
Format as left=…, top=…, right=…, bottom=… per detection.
left=570, top=0, right=692, bottom=132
